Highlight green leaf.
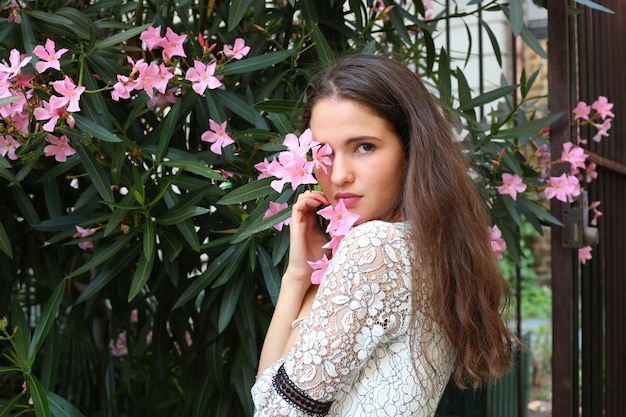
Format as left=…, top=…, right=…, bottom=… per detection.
left=257, top=246, right=280, bottom=305
left=222, top=50, right=294, bottom=75
left=94, top=24, right=151, bottom=50
left=25, top=374, right=51, bottom=417
left=65, top=229, right=138, bottom=279
left=156, top=100, right=181, bottom=161
left=55, top=8, right=94, bottom=40
left=228, top=0, right=253, bottom=31
left=509, top=0, right=524, bottom=36
left=218, top=276, right=244, bottom=332
left=213, top=89, right=267, bottom=129
left=493, top=113, right=564, bottom=139
left=19, top=13, right=36, bottom=56
left=0, top=221, right=13, bottom=258
left=75, top=246, right=140, bottom=303
left=143, top=217, right=155, bottom=259
left=217, top=177, right=274, bottom=204
left=312, top=23, right=334, bottom=65
left=47, top=391, right=86, bottom=417
left=173, top=244, right=241, bottom=308
left=0, top=95, right=21, bottom=107
left=254, top=99, right=301, bottom=114
left=128, top=244, right=155, bottom=301
left=158, top=206, right=209, bottom=226
left=75, top=143, right=114, bottom=204
left=517, top=197, right=563, bottom=227
left=457, top=85, right=517, bottom=111
left=575, top=0, right=614, bottom=13
left=161, top=160, right=226, bottom=181
left=29, top=281, right=65, bottom=361
left=73, top=114, right=122, bottom=143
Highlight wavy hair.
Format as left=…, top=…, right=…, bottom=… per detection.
left=301, top=54, right=514, bottom=388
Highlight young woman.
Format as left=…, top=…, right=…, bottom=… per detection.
left=251, top=54, right=515, bottom=416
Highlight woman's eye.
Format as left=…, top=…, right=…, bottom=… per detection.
left=356, top=143, right=374, bottom=153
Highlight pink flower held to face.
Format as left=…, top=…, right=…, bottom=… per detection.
left=311, top=98, right=405, bottom=225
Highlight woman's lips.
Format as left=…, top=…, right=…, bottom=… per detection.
left=335, top=193, right=361, bottom=208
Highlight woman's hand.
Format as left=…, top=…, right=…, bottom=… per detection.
left=283, top=190, right=330, bottom=285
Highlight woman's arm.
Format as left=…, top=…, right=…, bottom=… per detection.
left=257, top=191, right=329, bottom=376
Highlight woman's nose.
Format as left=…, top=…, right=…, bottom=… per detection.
left=330, top=155, right=354, bottom=184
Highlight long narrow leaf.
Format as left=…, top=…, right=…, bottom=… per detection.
left=73, top=114, right=122, bottom=143
left=457, top=85, right=517, bottom=111
left=493, top=113, right=564, bottom=138
left=257, top=246, right=280, bottom=305
left=312, top=23, right=334, bottom=66
left=65, top=229, right=138, bottom=279
left=218, top=276, right=244, bottom=332
left=509, top=0, right=524, bottom=36
left=228, top=0, right=253, bottom=31
left=161, top=160, right=226, bottom=181
left=575, top=0, right=614, bottom=13
left=29, top=281, right=65, bottom=361
left=47, top=391, right=86, bottom=417
left=76, top=246, right=140, bottom=303
left=25, top=374, right=51, bottom=417
left=128, top=244, right=155, bottom=301
left=158, top=206, right=209, bottom=225
left=156, top=100, right=181, bottom=161
left=222, top=50, right=294, bottom=75
left=0, top=221, right=13, bottom=258
left=95, top=24, right=151, bottom=50
left=217, top=177, right=274, bottom=204
left=76, top=143, right=114, bottom=204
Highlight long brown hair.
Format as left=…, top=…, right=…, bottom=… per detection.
left=302, top=54, right=514, bottom=388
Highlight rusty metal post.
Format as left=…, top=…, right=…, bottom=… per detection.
left=547, top=1, right=577, bottom=416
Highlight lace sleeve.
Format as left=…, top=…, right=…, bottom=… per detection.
left=252, top=221, right=413, bottom=416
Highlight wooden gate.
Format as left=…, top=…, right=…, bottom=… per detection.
left=548, top=1, right=626, bottom=416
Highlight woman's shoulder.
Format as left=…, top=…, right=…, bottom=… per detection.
left=346, top=220, right=409, bottom=243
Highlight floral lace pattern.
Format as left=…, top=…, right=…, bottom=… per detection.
left=252, top=221, right=456, bottom=416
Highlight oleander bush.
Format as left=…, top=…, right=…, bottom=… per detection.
left=0, top=0, right=607, bottom=416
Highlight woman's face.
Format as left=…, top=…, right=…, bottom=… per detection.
left=310, top=98, right=405, bottom=224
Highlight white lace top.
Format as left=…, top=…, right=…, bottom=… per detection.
left=251, top=221, right=456, bottom=416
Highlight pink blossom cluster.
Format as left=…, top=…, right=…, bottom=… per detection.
left=308, top=200, right=360, bottom=284
left=0, top=27, right=252, bottom=251
left=495, top=96, right=613, bottom=263
left=255, top=128, right=332, bottom=193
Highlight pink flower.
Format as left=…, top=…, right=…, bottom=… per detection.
left=4, top=0, right=22, bottom=23
left=51, top=76, right=86, bottom=112
left=544, top=173, right=581, bottom=203
left=317, top=199, right=360, bottom=238
left=109, top=331, right=128, bottom=357
left=489, top=225, right=506, bottom=259
left=591, top=96, right=614, bottom=120
left=111, top=74, right=137, bottom=101
left=138, top=62, right=173, bottom=98
left=579, top=246, right=592, bottom=264
left=73, top=225, right=96, bottom=250
left=0, top=49, right=31, bottom=78
left=130, top=309, right=138, bottom=323
left=589, top=201, right=602, bottom=226
left=44, top=134, right=76, bottom=162
left=284, top=128, right=315, bottom=158
left=147, top=87, right=178, bottom=110
left=0, top=135, right=20, bottom=160
left=267, top=152, right=316, bottom=192
left=497, top=173, right=526, bottom=200
left=263, top=201, right=291, bottom=231
left=592, top=118, right=612, bottom=142
left=254, top=158, right=272, bottom=179
left=33, top=39, right=68, bottom=73
left=161, top=27, right=187, bottom=62
left=311, top=142, right=333, bottom=174
left=33, top=95, right=68, bottom=131
left=572, top=101, right=591, bottom=121
left=560, top=141, right=588, bottom=173
left=139, top=25, right=165, bottom=51
left=585, top=162, right=598, bottom=183
left=185, top=60, right=222, bottom=95
left=223, top=38, right=251, bottom=60
left=308, top=254, right=330, bottom=285
left=201, top=119, right=235, bottom=155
